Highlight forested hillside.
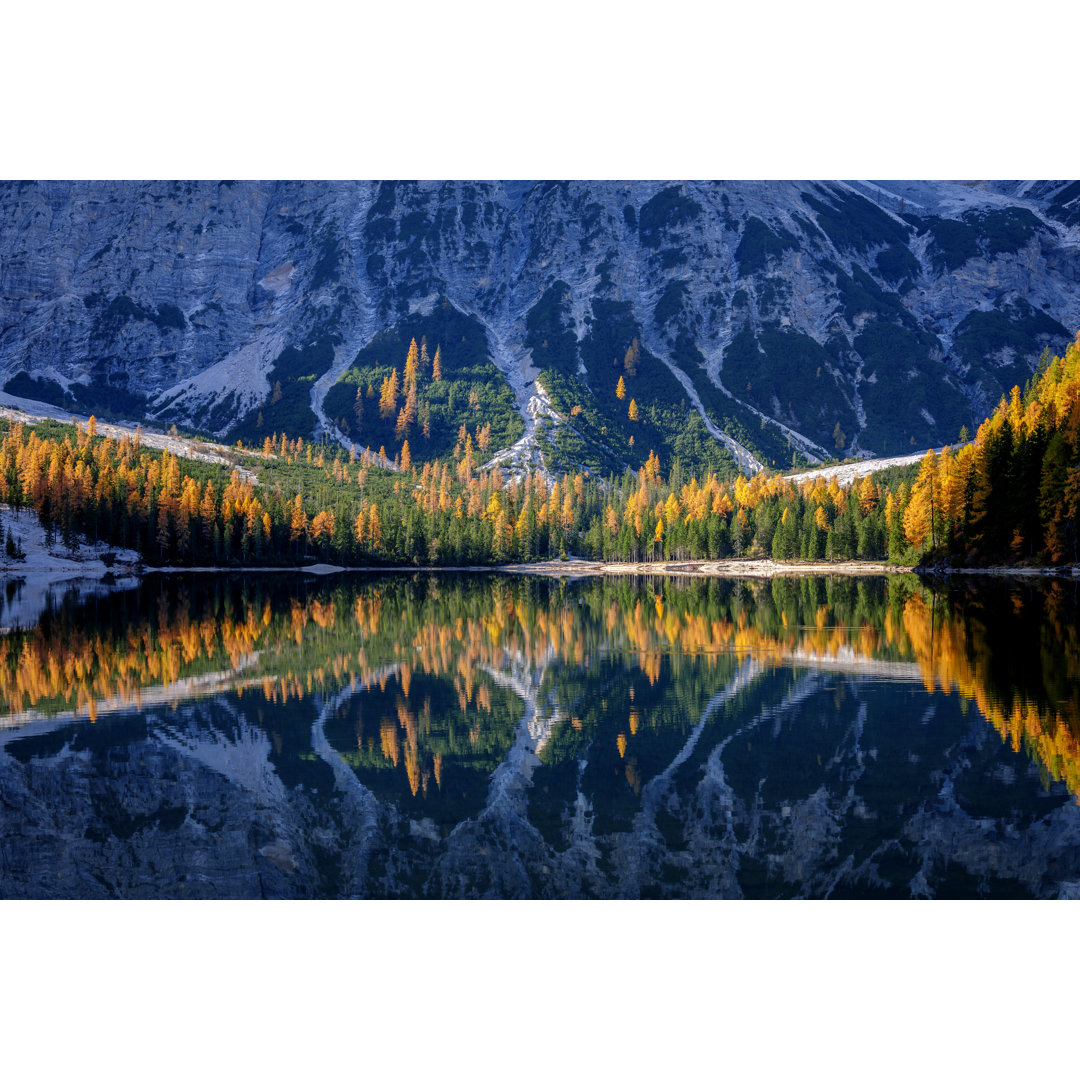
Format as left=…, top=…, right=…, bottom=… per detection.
left=896, top=335, right=1080, bottom=565
left=1, top=333, right=1075, bottom=569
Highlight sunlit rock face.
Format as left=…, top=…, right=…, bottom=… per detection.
left=1, top=180, right=1077, bottom=460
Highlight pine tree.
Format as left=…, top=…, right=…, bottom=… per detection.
left=616, top=375, right=626, bottom=401
left=628, top=399, right=639, bottom=422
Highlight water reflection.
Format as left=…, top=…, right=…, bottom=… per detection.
left=1, top=572, right=1078, bottom=898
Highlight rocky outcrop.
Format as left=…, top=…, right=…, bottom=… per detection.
left=1, top=179, right=1078, bottom=459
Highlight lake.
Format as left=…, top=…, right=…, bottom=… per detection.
left=1, top=570, right=1078, bottom=898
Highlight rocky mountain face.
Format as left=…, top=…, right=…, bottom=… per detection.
left=1, top=180, right=1078, bottom=470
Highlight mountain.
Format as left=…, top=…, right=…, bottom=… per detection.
left=1, top=180, right=1078, bottom=474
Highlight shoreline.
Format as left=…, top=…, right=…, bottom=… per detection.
left=496, top=558, right=914, bottom=578
left=5, top=557, right=1077, bottom=583
left=132, top=556, right=1080, bottom=579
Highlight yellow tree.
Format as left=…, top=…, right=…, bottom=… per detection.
left=432, top=346, right=443, bottom=382
left=199, top=481, right=217, bottom=541
left=289, top=493, right=308, bottom=553
left=628, top=399, right=639, bottom=422
left=477, top=423, right=491, bottom=455
left=903, top=450, right=939, bottom=550
left=561, top=490, right=574, bottom=531
left=643, top=449, right=660, bottom=482
left=368, top=503, right=382, bottom=551
left=311, top=510, right=335, bottom=545
left=605, top=503, right=619, bottom=536
left=403, top=380, right=419, bottom=428
left=616, top=375, right=626, bottom=401
left=162, top=454, right=181, bottom=498
left=856, top=474, right=878, bottom=514
left=400, top=440, right=412, bottom=472
left=937, top=445, right=965, bottom=544
left=663, top=491, right=681, bottom=527
left=404, top=339, right=419, bottom=386
left=177, top=476, right=200, bottom=557
left=379, top=369, right=399, bottom=419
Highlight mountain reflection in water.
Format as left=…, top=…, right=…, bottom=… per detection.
left=1, top=571, right=1078, bottom=899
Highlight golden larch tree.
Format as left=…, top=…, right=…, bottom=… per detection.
left=379, top=369, right=399, bottom=419
left=903, top=450, right=939, bottom=550
left=404, top=339, right=419, bottom=385
left=368, top=503, right=382, bottom=551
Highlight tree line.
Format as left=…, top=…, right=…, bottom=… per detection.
left=2, top=334, right=1076, bottom=569
left=897, top=337, right=1080, bottom=565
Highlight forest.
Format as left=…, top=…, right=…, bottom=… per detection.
left=0, top=334, right=1076, bottom=570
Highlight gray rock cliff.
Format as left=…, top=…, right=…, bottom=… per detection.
left=1, top=180, right=1077, bottom=463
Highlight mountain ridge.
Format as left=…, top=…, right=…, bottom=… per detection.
left=1, top=180, right=1077, bottom=474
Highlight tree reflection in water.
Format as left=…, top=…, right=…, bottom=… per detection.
left=1, top=572, right=1078, bottom=897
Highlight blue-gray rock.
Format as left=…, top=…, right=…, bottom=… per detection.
left=1, top=180, right=1077, bottom=461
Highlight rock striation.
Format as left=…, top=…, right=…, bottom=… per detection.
left=1, top=180, right=1078, bottom=462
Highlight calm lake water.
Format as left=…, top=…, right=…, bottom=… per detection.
left=2, top=570, right=1078, bottom=899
